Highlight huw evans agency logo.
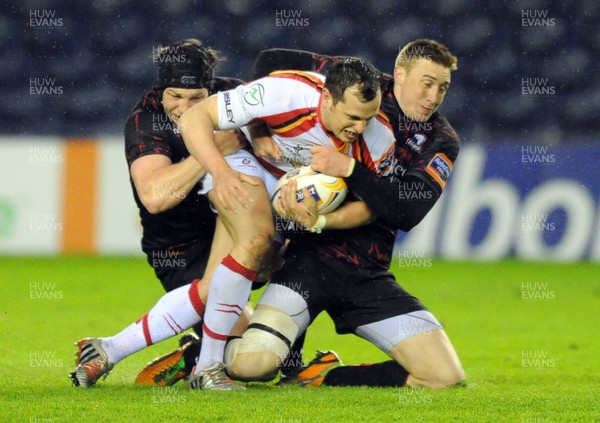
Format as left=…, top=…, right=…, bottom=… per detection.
left=521, top=10, right=556, bottom=27
left=275, top=10, right=309, bottom=28
left=29, top=10, right=63, bottom=28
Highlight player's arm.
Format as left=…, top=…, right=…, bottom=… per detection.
left=311, top=145, right=446, bottom=231
left=318, top=200, right=375, bottom=229
left=179, top=95, right=259, bottom=211
left=247, top=122, right=281, bottom=160
left=346, top=164, right=439, bottom=231
left=278, top=180, right=375, bottom=231
left=130, top=154, right=205, bottom=214
left=129, top=130, right=245, bottom=214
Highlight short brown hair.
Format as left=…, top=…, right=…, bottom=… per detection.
left=395, top=39, right=457, bottom=72
left=325, top=57, right=381, bottom=105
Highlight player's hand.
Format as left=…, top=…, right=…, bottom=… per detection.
left=252, top=135, right=282, bottom=160
left=215, top=129, right=247, bottom=156
left=277, top=179, right=318, bottom=229
left=213, top=168, right=259, bottom=212
left=310, top=145, right=354, bottom=177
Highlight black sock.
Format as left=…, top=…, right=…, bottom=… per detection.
left=323, top=360, right=409, bottom=387
left=191, top=322, right=203, bottom=338
left=280, top=332, right=306, bottom=377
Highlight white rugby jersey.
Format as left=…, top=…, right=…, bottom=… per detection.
left=216, top=70, right=396, bottom=177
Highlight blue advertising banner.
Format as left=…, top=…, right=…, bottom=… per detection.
left=395, top=144, right=600, bottom=261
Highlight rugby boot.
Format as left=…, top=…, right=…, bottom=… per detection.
left=70, top=338, right=114, bottom=388
left=277, top=350, right=342, bottom=387
left=135, top=334, right=201, bottom=386
left=187, top=362, right=246, bottom=390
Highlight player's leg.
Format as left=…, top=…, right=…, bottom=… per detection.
left=102, top=217, right=238, bottom=364
left=134, top=224, right=261, bottom=387
left=279, top=332, right=306, bottom=382
left=192, top=182, right=274, bottom=376
left=386, top=326, right=464, bottom=389
left=320, top=311, right=463, bottom=389
left=70, top=278, right=206, bottom=387
left=134, top=218, right=252, bottom=386
left=189, top=151, right=277, bottom=388
left=320, top=272, right=464, bottom=389
left=70, top=219, right=242, bottom=388
left=150, top=240, right=212, bottom=336
left=224, top=248, right=324, bottom=382
left=224, top=296, right=310, bottom=382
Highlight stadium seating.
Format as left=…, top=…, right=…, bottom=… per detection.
left=4, top=0, right=597, bottom=143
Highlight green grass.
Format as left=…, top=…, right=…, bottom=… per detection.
left=1, top=257, right=598, bottom=422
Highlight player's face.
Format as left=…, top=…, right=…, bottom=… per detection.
left=162, top=87, right=209, bottom=125
left=321, top=86, right=381, bottom=143
left=393, top=59, right=451, bottom=122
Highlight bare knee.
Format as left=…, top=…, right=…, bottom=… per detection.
left=229, top=351, right=279, bottom=382
left=430, top=366, right=464, bottom=389
left=410, top=363, right=465, bottom=390
left=390, top=329, right=465, bottom=390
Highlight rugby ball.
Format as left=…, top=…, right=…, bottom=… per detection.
left=271, top=166, right=348, bottom=216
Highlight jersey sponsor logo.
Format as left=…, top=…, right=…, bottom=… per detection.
left=230, top=156, right=257, bottom=171
left=223, top=92, right=235, bottom=123
left=243, top=83, right=265, bottom=106
left=405, top=134, right=427, bottom=153
left=180, top=75, right=198, bottom=85
left=425, top=153, right=453, bottom=188
left=378, top=149, right=396, bottom=174
left=393, top=163, right=407, bottom=178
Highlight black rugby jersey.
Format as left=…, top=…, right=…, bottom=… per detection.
left=124, top=77, right=242, bottom=252
left=253, top=49, right=460, bottom=270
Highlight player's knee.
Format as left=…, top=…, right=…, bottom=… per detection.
left=225, top=308, right=300, bottom=381
left=229, top=351, right=279, bottom=382
left=423, top=364, right=465, bottom=390
left=224, top=335, right=280, bottom=382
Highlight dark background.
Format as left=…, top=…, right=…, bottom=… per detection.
left=2, top=0, right=598, bottom=144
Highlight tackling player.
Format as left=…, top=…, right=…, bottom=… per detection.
left=224, top=39, right=465, bottom=389
left=70, top=39, right=261, bottom=388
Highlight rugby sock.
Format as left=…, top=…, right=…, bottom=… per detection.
left=281, top=332, right=306, bottom=377
left=323, top=360, right=410, bottom=387
left=193, top=255, right=256, bottom=374
left=102, top=280, right=205, bottom=364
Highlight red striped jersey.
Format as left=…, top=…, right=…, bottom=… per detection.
left=216, top=70, right=396, bottom=178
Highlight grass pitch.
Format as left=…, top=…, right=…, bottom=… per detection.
left=0, top=257, right=598, bottom=422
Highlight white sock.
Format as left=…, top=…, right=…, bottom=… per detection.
left=102, top=280, right=206, bottom=364
left=194, top=255, right=255, bottom=374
